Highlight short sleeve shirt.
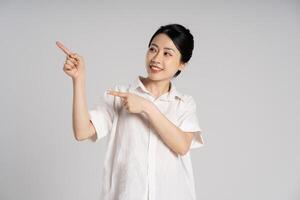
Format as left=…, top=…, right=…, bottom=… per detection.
left=88, top=76, right=204, bottom=200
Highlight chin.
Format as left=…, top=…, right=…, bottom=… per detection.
left=146, top=68, right=171, bottom=81
left=145, top=74, right=158, bottom=81
left=149, top=74, right=171, bottom=82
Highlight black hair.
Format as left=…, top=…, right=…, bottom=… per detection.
left=148, top=23, right=194, bottom=78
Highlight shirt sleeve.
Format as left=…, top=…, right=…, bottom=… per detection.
left=88, top=85, right=117, bottom=141
left=178, top=95, right=204, bottom=149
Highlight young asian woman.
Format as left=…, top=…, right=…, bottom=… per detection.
left=57, top=23, right=204, bottom=200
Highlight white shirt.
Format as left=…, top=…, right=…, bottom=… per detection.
left=89, top=75, right=204, bottom=200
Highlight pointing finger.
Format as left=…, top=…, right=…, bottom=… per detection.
left=106, top=90, right=128, bottom=98
left=56, top=41, right=72, bottom=55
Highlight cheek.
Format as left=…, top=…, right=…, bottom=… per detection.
left=165, top=58, right=178, bottom=67
left=172, top=56, right=182, bottom=66
left=164, top=59, right=181, bottom=73
left=145, top=53, right=152, bottom=62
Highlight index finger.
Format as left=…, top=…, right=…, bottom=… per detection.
left=106, top=90, right=128, bottom=98
left=56, top=41, right=72, bottom=55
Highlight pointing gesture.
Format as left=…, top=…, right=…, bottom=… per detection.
left=57, top=41, right=74, bottom=55
left=107, top=90, right=151, bottom=114
left=56, top=41, right=86, bottom=80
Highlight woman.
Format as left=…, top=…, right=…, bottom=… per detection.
left=57, top=23, right=204, bottom=200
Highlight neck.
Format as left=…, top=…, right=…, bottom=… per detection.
left=140, top=76, right=171, bottom=98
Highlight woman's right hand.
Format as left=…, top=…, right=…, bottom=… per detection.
left=56, top=41, right=86, bottom=80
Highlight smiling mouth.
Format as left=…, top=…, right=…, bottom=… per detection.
left=150, top=65, right=163, bottom=71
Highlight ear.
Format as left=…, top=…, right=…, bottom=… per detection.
left=179, top=62, right=187, bottom=71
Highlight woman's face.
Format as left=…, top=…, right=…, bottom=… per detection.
left=145, top=33, right=185, bottom=81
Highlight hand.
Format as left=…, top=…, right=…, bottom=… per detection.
left=56, top=41, right=86, bottom=80
left=106, top=90, right=152, bottom=114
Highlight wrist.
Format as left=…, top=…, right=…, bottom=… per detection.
left=73, top=75, right=86, bottom=84
left=142, top=100, right=155, bottom=116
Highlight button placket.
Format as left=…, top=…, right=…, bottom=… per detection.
left=147, top=97, right=158, bottom=200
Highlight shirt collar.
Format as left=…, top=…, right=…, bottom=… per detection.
left=130, top=76, right=184, bottom=102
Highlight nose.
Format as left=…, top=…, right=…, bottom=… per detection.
left=151, top=51, right=163, bottom=64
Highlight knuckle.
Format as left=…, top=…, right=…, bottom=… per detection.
left=70, top=53, right=76, bottom=58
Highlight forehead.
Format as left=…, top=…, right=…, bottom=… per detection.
left=150, top=33, right=177, bottom=51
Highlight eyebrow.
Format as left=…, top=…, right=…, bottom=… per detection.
left=150, top=43, right=175, bottom=52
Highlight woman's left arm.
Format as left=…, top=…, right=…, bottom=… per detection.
left=143, top=102, right=194, bottom=156
left=107, top=90, right=196, bottom=156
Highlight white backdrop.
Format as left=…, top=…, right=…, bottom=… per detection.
left=1, top=1, right=299, bottom=199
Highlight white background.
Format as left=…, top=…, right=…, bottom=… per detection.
left=1, top=1, right=299, bottom=199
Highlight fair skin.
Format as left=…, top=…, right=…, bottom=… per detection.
left=56, top=41, right=92, bottom=142
left=107, top=33, right=202, bottom=156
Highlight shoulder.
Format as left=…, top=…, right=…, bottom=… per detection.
left=180, top=94, right=197, bottom=111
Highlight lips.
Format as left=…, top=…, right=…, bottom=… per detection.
left=150, top=65, right=163, bottom=70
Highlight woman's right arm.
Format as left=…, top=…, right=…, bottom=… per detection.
left=72, top=77, right=96, bottom=141
left=56, top=41, right=96, bottom=141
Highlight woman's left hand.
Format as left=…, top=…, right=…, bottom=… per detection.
left=106, top=90, right=151, bottom=114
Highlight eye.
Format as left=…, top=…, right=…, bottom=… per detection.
left=149, top=47, right=156, bottom=52
left=164, top=52, right=172, bottom=56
